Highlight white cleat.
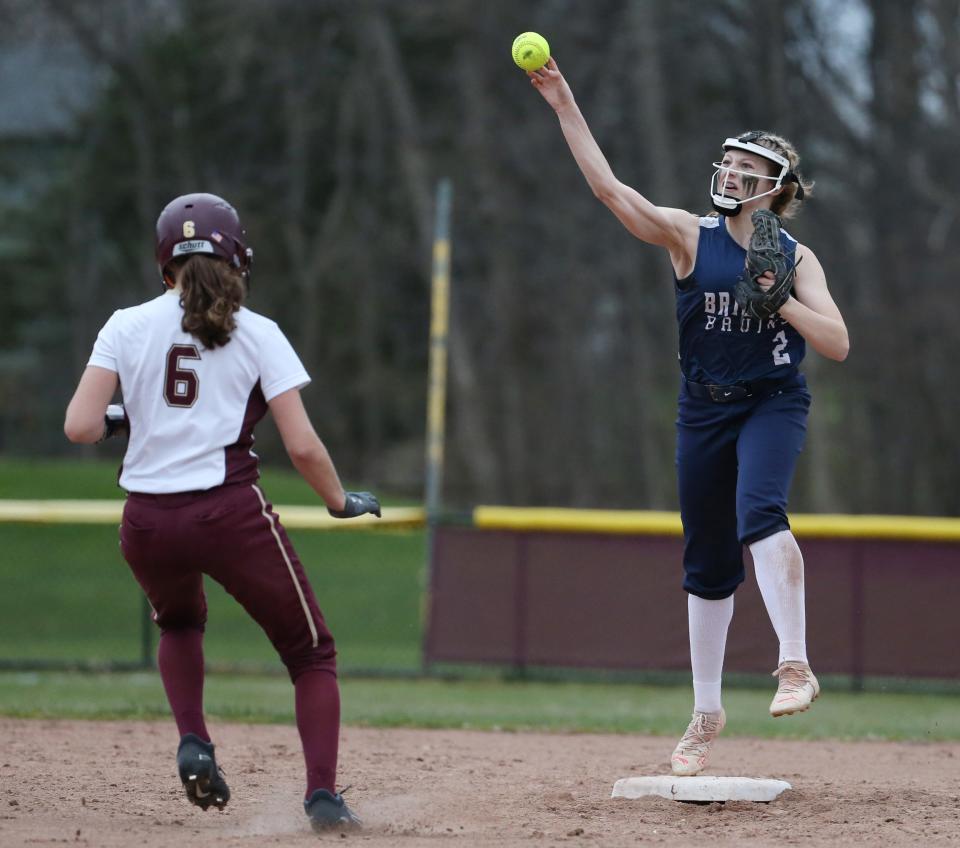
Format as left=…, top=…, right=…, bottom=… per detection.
left=770, top=661, right=820, bottom=717
left=670, top=709, right=726, bottom=777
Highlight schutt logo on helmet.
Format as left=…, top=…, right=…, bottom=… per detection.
left=156, top=192, right=254, bottom=286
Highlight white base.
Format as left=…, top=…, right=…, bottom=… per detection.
left=612, top=775, right=791, bottom=803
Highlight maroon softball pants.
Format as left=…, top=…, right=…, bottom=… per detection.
left=120, top=481, right=337, bottom=680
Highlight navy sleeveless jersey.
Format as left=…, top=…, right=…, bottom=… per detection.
left=674, top=216, right=805, bottom=385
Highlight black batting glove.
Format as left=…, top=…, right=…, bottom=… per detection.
left=328, top=491, right=381, bottom=519
left=100, top=404, right=129, bottom=441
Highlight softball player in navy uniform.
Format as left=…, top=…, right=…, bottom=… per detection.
left=65, top=193, right=376, bottom=830
left=529, top=60, right=848, bottom=774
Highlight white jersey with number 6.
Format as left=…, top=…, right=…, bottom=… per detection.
left=88, top=290, right=310, bottom=493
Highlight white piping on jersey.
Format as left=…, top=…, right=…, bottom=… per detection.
left=251, top=483, right=318, bottom=648
left=699, top=214, right=796, bottom=244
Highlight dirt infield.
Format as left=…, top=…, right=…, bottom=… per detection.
left=2, top=718, right=958, bottom=847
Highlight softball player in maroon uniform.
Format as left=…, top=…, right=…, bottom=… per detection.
left=65, top=193, right=378, bottom=831
left=529, top=60, right=849, bottom=775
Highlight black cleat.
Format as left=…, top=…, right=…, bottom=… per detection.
left=176, top=733, right=230, bottom=811
left=304, top=788, right=362, bottom=831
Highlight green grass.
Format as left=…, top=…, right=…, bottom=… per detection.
left=1, top=671, right=958, bottom=741
left=0, top=457, right=416, bottom=505
left=3, top=457, right=960, bottom=745
left=0, top=454, right=426, bottom=671
left=0, top=457, right=130, bottom=500
left=0, top=522, right=425, bottom=670
left=0, top=458, right=425, bottom=671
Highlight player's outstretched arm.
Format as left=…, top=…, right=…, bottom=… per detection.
left=65, top=366, right=120, bottom=443
left=528, top=57, right=694, bottom=257
left=269, top=388, right=380, bottom=518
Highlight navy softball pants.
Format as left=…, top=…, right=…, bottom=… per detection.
left=676, top=373, right=811, bottom=600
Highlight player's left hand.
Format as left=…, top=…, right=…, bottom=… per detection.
left=734, top=209, right=799, bottom=320
left=328, top=491, right=382, bottom=519
left=756, top=270, right=776, bottom=291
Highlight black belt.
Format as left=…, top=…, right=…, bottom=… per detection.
left=683, top=372, right=795, bottom=403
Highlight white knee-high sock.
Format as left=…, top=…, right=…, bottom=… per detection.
left=750, top=529, right=807, bottom=665
left=688, top=594, right=734, bottom=714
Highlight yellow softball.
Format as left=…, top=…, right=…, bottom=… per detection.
left=512, top=32, right=550, bottom=72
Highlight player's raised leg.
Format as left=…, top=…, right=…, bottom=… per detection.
left=750, top=530, right=820, bottom=715
left=737, top=382, right=819, bottom=716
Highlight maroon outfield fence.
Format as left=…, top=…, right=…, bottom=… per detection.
left=424, top=508, right=960, bottom=685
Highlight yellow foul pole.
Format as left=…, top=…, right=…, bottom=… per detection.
left=425, top=179, right=452, bottom=519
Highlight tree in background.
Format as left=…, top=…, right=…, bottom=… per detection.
left=0, top=0, right=957, bottom=515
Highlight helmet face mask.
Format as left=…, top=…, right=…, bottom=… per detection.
left=155, top=193, right=253, bottom=288
left=709, top=132, right=796, bottom=217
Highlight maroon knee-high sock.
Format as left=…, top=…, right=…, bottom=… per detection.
left=294, top=669, right=341, bottom=797
left=157, top=628, right=209, bottom=742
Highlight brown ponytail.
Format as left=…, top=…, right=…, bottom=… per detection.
left=749, top=132, right=815, bottom=220
left=174, top=255, right=246, bottom=348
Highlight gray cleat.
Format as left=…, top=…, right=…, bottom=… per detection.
left=304, top=788, right=362, bottom=831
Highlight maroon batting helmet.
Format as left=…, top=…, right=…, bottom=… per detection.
left=155, top=193, right=253, bottom=286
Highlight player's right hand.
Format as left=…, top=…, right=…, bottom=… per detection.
left=100, top=403, right=129, bottom=441
left=328, top=491, right=382, bottom=519
left=528, top=57, right=575, bottom=113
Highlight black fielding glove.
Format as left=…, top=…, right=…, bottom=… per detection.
left=328, top=491, right=381, bottom=519
left=734, top=209, right=801, bottom=320
left=101, top=404, right=129, bottom=441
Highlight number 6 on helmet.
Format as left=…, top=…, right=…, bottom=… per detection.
left=155, top=193, right=254, bottom=290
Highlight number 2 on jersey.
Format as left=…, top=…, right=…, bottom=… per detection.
left=164, top=344, right=201, bottom=407
left=772, top=330, right=791, bottom=366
